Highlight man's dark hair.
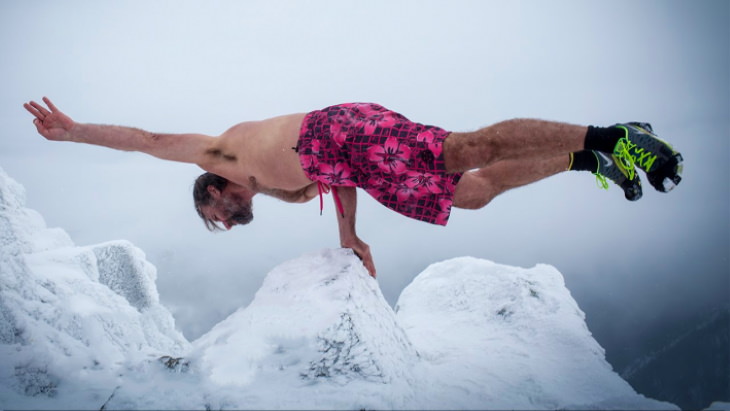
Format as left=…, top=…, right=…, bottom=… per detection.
left=193, top=172, right=229, bottom=231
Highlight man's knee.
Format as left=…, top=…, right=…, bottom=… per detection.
left=453, top=196, right=492, bottom=210
left=452, top=173, right=497, bottom=210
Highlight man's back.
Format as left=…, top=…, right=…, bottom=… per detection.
left=208, top=112, right=311, bottom=191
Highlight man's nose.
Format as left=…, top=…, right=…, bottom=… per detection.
left=223, top=221, right=233, bottom=230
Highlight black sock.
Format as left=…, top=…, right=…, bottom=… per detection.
left=569, top=150, right=598, bottom=172
left=584, top=126, right=624, bottom=153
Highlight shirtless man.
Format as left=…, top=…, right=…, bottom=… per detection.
left=24, top=97, right=683, bottom=277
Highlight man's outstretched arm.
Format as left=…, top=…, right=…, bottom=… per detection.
left=334, top=186, right=376, bottom=278
left=24, top=97, right=215, bottom=166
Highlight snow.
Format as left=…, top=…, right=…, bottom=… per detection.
left=0, top=168, right=190, bottom=409
left=396, top=258, right=669, bottom=410
left=190, top=248, right=420, bottom=410
left=0, top=166, right=681, bottom=410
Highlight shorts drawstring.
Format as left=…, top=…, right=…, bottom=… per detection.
left=317, top=181, right=345, bottom=218
left=332, top=186, right=345, bottom=218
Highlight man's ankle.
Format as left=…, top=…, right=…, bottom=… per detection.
left=584, top=125, right=624, bottom=153
left=569, top=150, right=599, bottom=173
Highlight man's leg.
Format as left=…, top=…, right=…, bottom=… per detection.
left=452, top=154, right=568, bottom=210
left=443, top=119, right=682, bottom=193
left=443, top=119, right=586, bottom=173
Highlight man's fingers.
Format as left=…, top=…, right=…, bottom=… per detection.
left=345, top=247, right=376, bottom=278
left=30, top=101, right=51, bottom=117
left=31, top=118, right=47, bottom=136
left=357, top=251, right=376, bottom=278
left=43, top=97, right=59, bottom=113
left=23, top=102, right=42, bottom=119
left=25, top=100, right=51, bottom=119
left=363, top=256, right=377, bottom=278
left=367, top=263, right=377, bottom=278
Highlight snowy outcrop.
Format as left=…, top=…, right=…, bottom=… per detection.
left=0, top=168, right=189, bottom=409
left=190, top=249, right=420, bottom=410
left=0, top=167, right=678, bottom=410
left=396, top=258, right=667, bottom=410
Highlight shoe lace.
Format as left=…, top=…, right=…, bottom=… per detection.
left=613, top=135, right=637, bottom=181
left=589, top=151, right=610, bottom=190
left=593, top=172, right=610, bottom=190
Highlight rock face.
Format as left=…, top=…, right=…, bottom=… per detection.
left=0, top=167, right=678, bottom=410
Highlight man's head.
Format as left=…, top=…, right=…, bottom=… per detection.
left=193, top=172, right=254, bottom=231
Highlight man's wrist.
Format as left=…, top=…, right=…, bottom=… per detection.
left=340, top=235, right=359, bottom=248
left=65, top=122, right=80, bottom=142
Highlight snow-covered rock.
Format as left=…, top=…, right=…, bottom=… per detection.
left=0, top=168, right=189, bottom=409
left=0, top=167, right=678, bottom=410
left=706, top=401, right=730, bottom=410
left=396, top=257, right=669, bottom=410
left=190, top=249, right=420, bottom=410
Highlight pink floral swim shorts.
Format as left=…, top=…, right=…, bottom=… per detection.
left=296, top=103, right=463, bottom=226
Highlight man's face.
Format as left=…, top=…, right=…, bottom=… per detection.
left=202, top=188, right=253, bottom=230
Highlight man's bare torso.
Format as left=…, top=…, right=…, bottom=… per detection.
left=202, top=112, right=317, bottom=199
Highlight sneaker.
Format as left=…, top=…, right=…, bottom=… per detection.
left=593, top=151, right=643, bottom=201
left=612, top=122, right=683, bottom=192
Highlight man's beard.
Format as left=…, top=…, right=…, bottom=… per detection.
left=225, top=194, right=253, bottom=226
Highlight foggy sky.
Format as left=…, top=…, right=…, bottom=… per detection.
left=1, top=0, right=728, bottom=369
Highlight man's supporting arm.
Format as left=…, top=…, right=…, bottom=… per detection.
left=334, top=186, right=376, bottom=278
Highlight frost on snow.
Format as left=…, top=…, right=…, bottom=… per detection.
left=0, top=167, right=677, bottom=410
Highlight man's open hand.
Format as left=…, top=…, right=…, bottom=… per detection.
left=23, top=97, right=75, bottom=141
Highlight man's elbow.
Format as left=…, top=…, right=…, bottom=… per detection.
left=146, top=132, right=166, bottom=149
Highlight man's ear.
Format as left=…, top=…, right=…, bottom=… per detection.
left=206, top=185, right=222, bottom=199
